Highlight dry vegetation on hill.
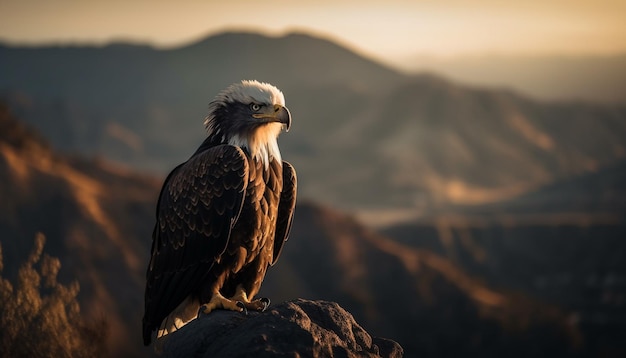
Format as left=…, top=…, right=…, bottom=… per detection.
left=0, top=234, right=108, bottom=357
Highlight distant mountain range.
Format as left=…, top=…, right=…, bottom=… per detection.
left=463, top=159, right=626, bottom=216
left=2, top=31, right=625, bottom=213
left=1, top=103, right=590, bottom=357
left=398, top=53, right=626, bottom=103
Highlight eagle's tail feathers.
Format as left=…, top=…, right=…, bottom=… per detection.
left=153, top=296, right=200, bottom=352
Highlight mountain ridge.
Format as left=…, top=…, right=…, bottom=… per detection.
left=400, top=52, right=626, bottom=103
left=2, top=31, right=625, bottom=213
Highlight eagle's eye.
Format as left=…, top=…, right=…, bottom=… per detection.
left=250, top=103, right=262, bottom=111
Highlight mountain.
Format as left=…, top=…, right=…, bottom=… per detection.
left=261, top=201, right=581, bottom=357
left=329, top=78, right=626, bottom=210
left=0, top=103, right=159, bottom=357
left=381, top=163, right=626, bottom=357
left=398, top=53, right=626, bottom=103
left=463, top=159, right=626, bottom=215
left=2, top=31, right=625, bottom=213
left=1, top=106, right=585, bottom=357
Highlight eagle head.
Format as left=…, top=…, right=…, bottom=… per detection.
left=204, top=80, right=291, bottom=165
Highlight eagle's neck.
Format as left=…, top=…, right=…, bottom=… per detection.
left=228, top=123, right=282, bottom=168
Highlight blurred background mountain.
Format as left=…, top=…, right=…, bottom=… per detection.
left=1, top=3, right=626, bottom=356
left=397, top=54, right=626, bottom=103
left=2, top=32, right=625, bottom=215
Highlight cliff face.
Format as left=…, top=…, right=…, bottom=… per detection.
left=161, top=299, right=403, bottom=358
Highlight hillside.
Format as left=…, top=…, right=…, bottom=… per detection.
left=382, top=163, right=626, bottom=356
left=401, top=53, right=626, bottom=103
left=0, top=106, right=587, bottom=357
left=0, top=103, right=159, bottom=357
left=2, top=31, right=625, bottom=212
left=463, top=159, right=626, bottom=215
left=263, top=202, right=581, bottom=357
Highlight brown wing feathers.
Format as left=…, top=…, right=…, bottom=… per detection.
left=272, top=161, right=297, bottom=265
left=142, top=145, right=249, bottom=345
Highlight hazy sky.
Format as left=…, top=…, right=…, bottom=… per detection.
left=1, top=0, right=625, bottom=62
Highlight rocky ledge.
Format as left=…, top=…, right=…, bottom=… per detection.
left=161, top=298, right=403, bottom=357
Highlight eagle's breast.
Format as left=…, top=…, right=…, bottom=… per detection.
left=228, top=156, right=282, bottom=268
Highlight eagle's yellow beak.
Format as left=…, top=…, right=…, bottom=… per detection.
left=252, top=104, right=292, bottom=132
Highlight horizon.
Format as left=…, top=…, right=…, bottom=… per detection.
left=2, top=28, right=626, bottom=104
left=2, top=28, right=626, bottom=74
left=1, top=0, right=625, bottom=67
left=2, top=1, right=626, bottom=104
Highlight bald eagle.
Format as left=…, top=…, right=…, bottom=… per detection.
left=142, top=80, right=297, bottom=346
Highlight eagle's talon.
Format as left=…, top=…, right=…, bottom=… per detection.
left=236, top=301, right=248, bottom=315
left=260, top=297, right=271, bottom=311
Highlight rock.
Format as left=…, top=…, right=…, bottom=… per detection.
left=161, top=298, right=403, bottom=357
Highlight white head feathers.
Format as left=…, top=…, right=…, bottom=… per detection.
left=203, top=80, right=287, bottom=166
left=215, top=80, right=285, bottom=108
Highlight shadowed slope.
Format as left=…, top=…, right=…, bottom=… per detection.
left=262, top=202, right=579, bottom=357
left=0, top=103, right=159, bottom=357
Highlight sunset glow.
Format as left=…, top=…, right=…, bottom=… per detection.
left=1, top=0, right=625, bottom=62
